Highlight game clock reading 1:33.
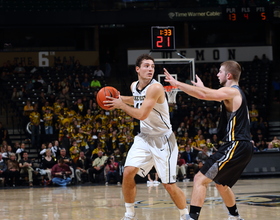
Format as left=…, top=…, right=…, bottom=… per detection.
left=151, top=26, right=176, bottom=52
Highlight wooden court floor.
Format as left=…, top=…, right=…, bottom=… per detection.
left=0, top=177, right=280, bottom=220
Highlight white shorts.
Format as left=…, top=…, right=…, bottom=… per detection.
left=124, top=132, right=178, bottom=184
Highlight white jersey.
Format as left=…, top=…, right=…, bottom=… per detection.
left=132, top=79, right=172, bottom=136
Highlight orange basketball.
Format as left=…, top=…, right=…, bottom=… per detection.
left=96, top=86, right=119, bottom=110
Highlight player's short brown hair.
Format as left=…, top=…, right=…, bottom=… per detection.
left=135, top=54, right=154, bottom=68
left=221, top=60, right=241, bottom=81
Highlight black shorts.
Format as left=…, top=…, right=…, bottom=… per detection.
left=200, top=141, right=253, bottom=188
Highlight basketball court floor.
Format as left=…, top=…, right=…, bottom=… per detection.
left=1, top=177, right=279, bottom=220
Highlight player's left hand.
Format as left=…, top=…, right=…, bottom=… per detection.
left=191, top=74, right=205, bottom=87
left=104, top=93, right=123, bottom=109
left=163, top=68, right=178, bottom=87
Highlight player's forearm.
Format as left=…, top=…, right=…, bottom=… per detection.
left=176, top=81, right=213, bottom=100
left=119, top=103, right=148, bottom=121
left=120, top=95, right=134, bottom=105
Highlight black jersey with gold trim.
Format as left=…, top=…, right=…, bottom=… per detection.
left=217, top=85, right=251, bottom=142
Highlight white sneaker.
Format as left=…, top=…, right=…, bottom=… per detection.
left=105, top=182, right=108, bottom=186
left=180, top=214, right=187, bottom=220
left=117, top=182, right=121, bottom=186
left=121, top=213, right=138, bottom=220
left=183, top=214, right=194, bottom=220
left=228, top=215, right=244, bottom=220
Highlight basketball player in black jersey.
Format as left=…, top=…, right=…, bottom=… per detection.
left=164, top=60, right=254, bottom=220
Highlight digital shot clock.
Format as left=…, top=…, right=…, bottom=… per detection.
left=151, top=26, right=176, bottom=52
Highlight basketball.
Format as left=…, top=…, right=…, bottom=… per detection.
left=96, top=86, right=119, bottom=110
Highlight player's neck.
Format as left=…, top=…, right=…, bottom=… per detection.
left=225, top=80, right=238, bottom=88
left=138, top=79, right=152, bottom=90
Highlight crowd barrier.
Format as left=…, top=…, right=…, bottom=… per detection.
left=242, top=151, right=280, bottom=176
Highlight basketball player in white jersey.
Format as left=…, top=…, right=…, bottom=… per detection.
left=105, top=54, right=188, bottom=220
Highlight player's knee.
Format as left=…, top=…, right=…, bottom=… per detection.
left=162, top=182, right=176, bottom=193
left=215, top=183, right=229, bottom=192
left=123, top=166, right=138, bottom=179
left=193, top=172, right=210, bottom=187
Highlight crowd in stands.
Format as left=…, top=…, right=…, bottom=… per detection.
left=0, top=57, right=279, bottom=187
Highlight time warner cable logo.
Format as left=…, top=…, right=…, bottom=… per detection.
left=168, top=11, right=221, bottom=19
left=168, top=12, right=175, bottom=19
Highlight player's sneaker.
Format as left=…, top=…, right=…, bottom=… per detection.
left=183, top=214, right=194, bottom=220
left=121, top=213, right=138, bottom=220
left=228, top=215, right=244, bottom=220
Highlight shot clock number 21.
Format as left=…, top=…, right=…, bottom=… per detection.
left=151, top=26, right=176, bottom=52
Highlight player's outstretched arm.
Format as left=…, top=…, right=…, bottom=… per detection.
left=164, top=68, right=230, bottom=101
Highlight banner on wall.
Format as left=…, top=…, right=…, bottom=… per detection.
left=127, top=46, right=273, bottom=65
left=0, top=51, right=99, bottom=67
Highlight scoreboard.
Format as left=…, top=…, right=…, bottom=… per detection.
left=224, top=7, right=268, bottom=22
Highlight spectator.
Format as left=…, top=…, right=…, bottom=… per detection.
left=271, top=136, right=280, bottom=148
left=51, top=158, right=72, bottom=186
left=39, top=143, right=47, bottom=160
left=15, top=142, right=26, bottom=161
left=13, top=63, right=26, bottom=75
left=93, top=66, right=104, bottom=79
left=181, top=145, right=198, bottom=178
left=81, top=78, right=90, bottom=90
left=0, top=153, right=7, bottom=185
left=90, top=77, right=102, bottom=91
left=29, top=105, right=41, bottom=149
left=251, top=140, right=259, bottom=152
left=73, top=77, right=82, bottom=90
left=147, top=167, right=160, bottom=186
left=69, top=140, right=80, bottom=164
left=88, top=151, right=108, bottom=183
left=104, top=155, right=121, bottom=186
left=75, top=151, right=91, bottom=184
left=41, top=149, right=56, bottom=183
left=252, top=55, right=261, bottom=67
left=178, top=140, right=186, bottom=154
left=91, top=142, right=105, bottom=160
left=6, top=153, right=20, bottom=187
left=22, top=100, right=34, bottom=136
left=18, top=151, right=35, bottom=187
left=261, top=54, right=270, bottom=65
left=19, top=87, right=28, bottom=99
left=2, top=145, right=14, bottom=161
left=51, top=140, right=60, bottom=159
left=72, top=98, right=86, bottom=116
left=249, top=104, right=259, bottom=130
left=57, top=148, right=74, bottom=181
left=262, top=142, right=279, bottom=152
left=59, top=87, right=71, bottom=107
left=176, top=153, right=187, bottom=181
left=43, top=108, right=54, bottom=135
left=177, top=122, right=187, bottom=137
left=11, top=87, right=21, bottom=101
